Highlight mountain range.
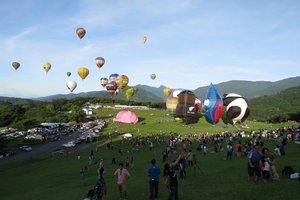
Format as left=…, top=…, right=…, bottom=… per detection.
left=1, top=76, right=300, bottom=104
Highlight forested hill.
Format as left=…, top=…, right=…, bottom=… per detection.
left=249, top=86, right=300, bottom=121
left=0, top=96, right=37, bottom=105
left=193, top=76, right=300, bottom=99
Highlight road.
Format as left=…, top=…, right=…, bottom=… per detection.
left=0, top=132, right=95, bottom=165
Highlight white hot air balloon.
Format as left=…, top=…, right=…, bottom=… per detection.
left=67, top=80, right=77, bottom=92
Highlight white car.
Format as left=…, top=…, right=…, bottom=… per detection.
left=20, top=145, right=33, bottom=152
left=62, top=141, right=75, bottom=148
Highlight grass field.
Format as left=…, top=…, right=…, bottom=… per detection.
left=0, top=108, right=300, bottom=200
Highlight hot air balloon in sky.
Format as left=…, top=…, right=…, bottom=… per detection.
left=77, top=67, right=89, bottom=80
left=66, top=72, right=71, bottom=77
left=66, top=80, right=77, bottom=92
left=106, top=82, right=118, bottom=96
left=116, top=75, right=129, bottom=89
left=43, top=62, right=51, bottom=73
left=76, top=27, right=86, bottom=39
left=123, top=86, right=137, bottom=100
left=163, top=87, right=172, bottom=97
left=203, top=83, right=223, bottom=124
left=95, top=57, right=105, bottom=69
left=109, top=73, right=119, bottom=83
left=142, top=35, right=147, bottom=44
left=100, top=77, right=109, bottom=87
left=12, top=62, right=20, bottom=70
left=150, top=74, right=156, bottom=80
left=223, top=93, right=250, bottom=124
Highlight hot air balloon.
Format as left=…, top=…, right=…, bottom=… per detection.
left=43, top=62, right=51, bottom=73
left=116, top=75, right=129, bottom=89
left=66, top=72, right=71, bottom=77
left=12, top=62, right=20, bottom=70
left=106, top=82, right=118, bottom=96
left=172, top=90, right=183, bottom=98
left=109, top=73, right=119, bottom=83
left=95, top=57, right=105, bottom=69
left=166, top=97, right=178, bottom=116
left=150, top=74, right=156, bottom=80
left=223, top=93, right=250, bottom=124
left=194, top=97, right=202, bottom=113
left=203, top=84, right=223, bottom=124
left=175, top=90, right=196, bottom=118
left=100, top=77, right=108, bottom=87
left=76, top=27, right=86, bottom=39
left=163, top=87, right=172, bottom=97
left=66, top=80, right=77, bottom=92
left=77, top=67, right=89, bottom=80
left=142, top=36, right=147, bottom=44
left=123, top=87, right=136, bottom=100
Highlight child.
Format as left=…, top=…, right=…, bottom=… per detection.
left=261, top=156, right=271, bottom=182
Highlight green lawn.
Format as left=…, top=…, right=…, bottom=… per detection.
left=0, top=108, right=300, bottom=200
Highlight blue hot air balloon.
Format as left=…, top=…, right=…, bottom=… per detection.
left=203, top=83, right=223, bottom=124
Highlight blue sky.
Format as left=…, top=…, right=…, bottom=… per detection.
left=1, top=0, right=299, bottom=98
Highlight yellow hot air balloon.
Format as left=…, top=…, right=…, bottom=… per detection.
left=116, top=75, right=129, bottom=89
left=142, top=35, right=147, bottom=44
left=12, top=62, right=20, bottom=70
left=166, top=97, right=178, bottom=116
left=43, top=62, right=51, bottom=73
left=77, top=67, right=89, bottom=80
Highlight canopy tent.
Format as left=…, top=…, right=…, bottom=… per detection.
left=113, top=111, right=139, bottom=124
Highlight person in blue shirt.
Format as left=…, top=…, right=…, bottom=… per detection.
left=148, top=159, right=160, bottom=199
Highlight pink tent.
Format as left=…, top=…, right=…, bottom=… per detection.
left=113, top=110, right=139, bottom=124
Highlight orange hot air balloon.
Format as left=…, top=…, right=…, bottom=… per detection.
left=77, top=67, right=89, bottom=80
left=95, top=57, right=105, bottom=69
left=76, top=27, right=86, bottom=39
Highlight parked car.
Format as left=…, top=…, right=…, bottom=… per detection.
left=20, top=145, right=33, bottom=152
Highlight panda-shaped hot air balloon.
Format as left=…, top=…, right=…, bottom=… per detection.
left=223, top=93, right=250, bottom=125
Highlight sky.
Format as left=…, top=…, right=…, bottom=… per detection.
left=0, top=0, right=300, bottom=98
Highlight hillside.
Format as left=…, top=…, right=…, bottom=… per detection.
left=36, top=88, right=164, bottom=102
left=249, top=86, right=300, bottom=121
left=193, top=76, right=300, bottom=99
left=0, top=96, right=38, bottom=105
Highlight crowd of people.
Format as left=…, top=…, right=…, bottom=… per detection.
left=82, top=125, right=300, bottom=199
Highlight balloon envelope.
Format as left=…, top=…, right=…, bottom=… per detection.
left=77, top=67, right=89, bottom=80
left=95, top=57, right=105, bottom=68
left=109, top=73, right=119, bottom=82
left=150, top=74, right=156, bottom=80
left=203, top=83, right=223, bottom=124
left=67, top=72, right=71, bottom=77
left=43, top=62, right=51, bottom=73
left=175, top=90, right=196, bottom=118
left=12, top=62, right=20, bottom=70
left=100, top=77, right=108, bottom=87
left=116, top=75, right=129, bottom=89
left=223, top=93, right=250, bottom=124
left=66, top=80, right=77, bottom=92
left=106, top=82, right=118, bottom=96
left=166, top=97, right=178, bottom=116
left=163, top=88, right=172, bottom=97
left=142, top=36, right=147, bottom=44
left=76, top=27, right=86, bottom=39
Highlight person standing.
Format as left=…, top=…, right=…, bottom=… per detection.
left=148, top=159, right=160, bottom=200
left=114, top=163, right=130, bottom=200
